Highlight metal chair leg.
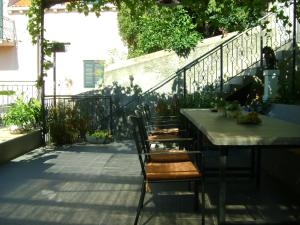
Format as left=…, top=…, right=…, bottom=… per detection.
left=201, top=179, right=205, bottom=225
left=134, top=182, right=146, bottom=225
left=194, top=180, right=200, bottom=211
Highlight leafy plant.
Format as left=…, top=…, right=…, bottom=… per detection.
left=225, top=100, right=240, bottom=111
left=88, top=129, right=112, bottom=139
left=0, top=90, right=15, bottom=95
left=47, top=103, right=81, bottom=145
left=2, top=95, right=41, bottom=130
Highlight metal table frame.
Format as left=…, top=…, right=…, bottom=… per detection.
left=180, top=108, right=300, bottom=225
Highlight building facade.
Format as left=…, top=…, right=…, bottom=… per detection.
left=0, top=0, right=128, bottom=95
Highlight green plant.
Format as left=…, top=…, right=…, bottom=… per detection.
left=225, top=100, right=240, bottom=111
left=0, top=90, right=15, bottom=96
left=48, top=103, right=81, bottom=145
left=88, top=129, right=111, bottom=139
left=2, top=95, right=41, bottom=130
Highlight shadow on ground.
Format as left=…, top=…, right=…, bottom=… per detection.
left=0, top=141, right=299, bottom=225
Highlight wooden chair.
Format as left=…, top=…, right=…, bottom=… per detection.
left=134, top=113, right=194, bottom=162
left=138, top=104, right=181, bottom=135
left=130, top=115, right=205, bottom=225
left=135, top=109, right=191, bottom=146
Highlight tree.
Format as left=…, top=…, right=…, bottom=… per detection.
left=26, top=0, right=299, bottom=75
left=118, top=3, right=201, bottom=58
left=117, top=0, right=269, bottom=58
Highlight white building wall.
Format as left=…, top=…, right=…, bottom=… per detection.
left=0, top=0, right=38, bottom=82
left=42, top=8, right=128, bottom=95
left=1, top=2, right=128, bottom=95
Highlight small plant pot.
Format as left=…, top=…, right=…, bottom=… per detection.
left=225, top=110, right=240, bottom=119
left=9, top=125, right=27, bottom=134
left=86, top=135, right=107, bottom=144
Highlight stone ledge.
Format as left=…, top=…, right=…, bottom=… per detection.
left=0, top=129, right=43, bottom=165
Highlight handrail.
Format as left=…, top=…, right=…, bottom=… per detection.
left=177, top=12, right=276, bottom=74
left=178, top=4, right=293, bottom=96
left=116, top=3, right=294, bottom=124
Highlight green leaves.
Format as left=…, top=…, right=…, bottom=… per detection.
left=27, top=0, right=42, bottom=44
left=119, top=4, right=201, bottom=58
left=2, top=95, right=41, bottom=129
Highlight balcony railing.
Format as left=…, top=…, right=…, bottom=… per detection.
left=0, top=16, right=16, bottom=46
left=0, top=81, right=38, bottom=118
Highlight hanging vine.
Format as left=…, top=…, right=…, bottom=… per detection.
left=26, top=0, right=299, bottom=84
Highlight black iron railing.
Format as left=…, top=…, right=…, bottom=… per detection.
left=44, top=95, right=113, bottom=134
left=116, top=5, right=294, bottom=128
left=176, top=7, right=293, bottom=96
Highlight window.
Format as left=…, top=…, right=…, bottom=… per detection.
left=83, top=60, right=105, bottom=88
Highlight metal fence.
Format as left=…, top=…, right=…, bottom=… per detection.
left=175, top=6, right=293, bottom=96
left=118, top=6, right=295, bottom=127
left=0, top=81, right=38, bottom=117
left=44, top=95, right=113, bottom=134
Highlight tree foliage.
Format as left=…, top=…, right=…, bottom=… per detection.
left=26, top=0, right=300, bottom=80
left=117, top=0, right=273, bottom=58
left=118, top=3, right=201, bottom=58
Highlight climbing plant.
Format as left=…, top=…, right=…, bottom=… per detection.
left=26, top=0, right=300, bottom=81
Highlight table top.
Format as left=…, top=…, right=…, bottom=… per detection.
left=180, top=108, right=300, bottom=146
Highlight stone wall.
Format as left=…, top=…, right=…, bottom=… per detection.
left=103, top=32, right=237, bottom=93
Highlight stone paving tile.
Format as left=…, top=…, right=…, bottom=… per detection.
left=0, top=141, right=299, bottom=225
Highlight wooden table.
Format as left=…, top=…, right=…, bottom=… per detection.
left=180, top=108, right=300, bottom=225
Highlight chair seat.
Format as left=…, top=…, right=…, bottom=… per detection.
left=146, top=161, right=201, bottom=180
left=147, top=134, right=193, bottom=143
left=148, top=133, right=178, bottom=140
left=149, top=128, right=179, bottom=135
left=150, top=149, right=191, bottom=162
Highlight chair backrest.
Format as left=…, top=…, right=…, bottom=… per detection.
left=134, top=110, right=152, bottom=153
left=143, top=104, right=152, bottom=122
left=130, top=115, right=148, bottom=177
left=137, top=104, right=154, bottom=125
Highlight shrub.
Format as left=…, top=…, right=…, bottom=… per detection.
left=48, top=103, right=84, bottom=145
left=2, top=95, right=41, bottom=130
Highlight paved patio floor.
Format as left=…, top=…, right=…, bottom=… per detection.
left=0, top=141, right=299, bottom=225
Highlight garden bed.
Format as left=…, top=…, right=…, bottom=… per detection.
left=0, top=128, right=43, bottom=165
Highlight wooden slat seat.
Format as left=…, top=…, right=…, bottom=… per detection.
left=149, top=127, right=179, bottom=135
left=130, top=115, right=205, bottom=225
left=146, top=161, right=201, bottom=180
left=149, top=149, right=191, bottom=162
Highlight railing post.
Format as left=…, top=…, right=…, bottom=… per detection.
left=220, top=45, right=223, bottom=95
left=109, top=95, right=113, bottom=136
left=260, top=24, right=264, bottom=69
left=292, top=0, right=296, bottom=99
left=40, top=0, right=46, bottom=146
left=183, top=69, right=187, bottom=100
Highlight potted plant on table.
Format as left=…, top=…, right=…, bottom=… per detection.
left=225, top=100, right=241, bottom=118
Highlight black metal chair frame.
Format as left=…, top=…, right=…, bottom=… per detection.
left=138, top=104, right=181, bottom=129
left=130, top=115, right=205, bottom=225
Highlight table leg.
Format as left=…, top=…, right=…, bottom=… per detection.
left=255, top=148, right=261, bottom=188
left=218, top=148, right=228, bottom=225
